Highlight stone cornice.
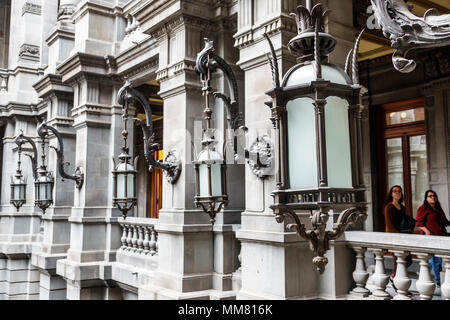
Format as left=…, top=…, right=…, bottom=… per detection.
left=0, top=102, right=39, bottom=119
left=72, top=1, right=117, bottom=24
left=33, top=74, right=74, bottom=99
left=46, top=27, right=75, bottom=47
left=234, top=14, right=296, bottom=49
left=115, top=37, right=158, bottom=71
left=135, top=0, right=214, bottom=37
left=120, top=57, right=159, bottom=82
left=156, top=58, right=196, bottom=82
left=56, top=53, right=120, bottom=85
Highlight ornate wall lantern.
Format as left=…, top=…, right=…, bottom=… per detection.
left=113, top=84, right=137, bottom=219
left=35, top=124, right=55, bottom=214
left=193, top=39, right=242, bottom=224
left=263, top=3, right=368, bottom=273
left=10, top=136, right=27, bottom=211
left=10, top=131, right=38, bottom=211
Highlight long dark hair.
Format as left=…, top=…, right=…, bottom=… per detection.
left=385, top=185, right=404, bottom=206
left=423, top=190, right=443, bottom=212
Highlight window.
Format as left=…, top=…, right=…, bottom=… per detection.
left=0, top=0, right=11, bottom=69
left=375, top=98, right=428, bottom=230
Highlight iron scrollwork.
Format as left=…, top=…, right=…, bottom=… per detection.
left=15, top=130, right=38, bottom=180
left=195, top=39, right=243, bottom=131
left=370, top=0, right=450, bottom=73
left=37, top=121, right=84, bottom=188
left=275, top=207, right=367, bottom=274
left=117, top=81, right=181, bottom=184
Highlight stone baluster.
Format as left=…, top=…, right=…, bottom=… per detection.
left=438, top=255, right=450, bottom=300
left=120, top=224, right=127, bottom=250
left=131, top=225, right=138, bottom=253
left=137, top=225, right=144, bottom=254
left=126, top=224, right=133, bottom=251
left=369, top=248, right=391, bottom=299
left=142, top=226, right=150, bottom=255
left=391, top=250, right=412, bottom=300
left=350, top=246, right=370, bottom=297
left=413, top=252, right=435, bottom=300
left=149, top=227, right=157, bottom=256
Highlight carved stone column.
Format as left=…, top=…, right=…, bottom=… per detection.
left=135, top=4, right=243, bottom=298
left=31, top=75, right=75, bottom=300
left=53, top=0, right=127, bottom=299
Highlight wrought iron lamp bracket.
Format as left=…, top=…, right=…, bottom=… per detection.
left=275, top=206, right=367, bottom=273
left=195, top=38, right=243, bottom=132
left=118, top=81, right=181, bottom=184
left=37, top=121, right=84, bottom=188
left=14, top=131, right=38, bottom=180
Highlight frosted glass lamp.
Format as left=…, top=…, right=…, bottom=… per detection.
left=34, top=168, right=54, bottom=213
left=194, top=145, right=228, bottom=223
left=112, top=156, right=137, bottom=219
left=11, top=175, right=26, bottom=211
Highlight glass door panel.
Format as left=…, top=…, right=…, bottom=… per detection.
left=386, top=137, right=404, bottom=191
left=409, top=135, right=428, bottom=218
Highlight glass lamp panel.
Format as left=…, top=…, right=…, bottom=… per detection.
left=116, top=164, right=134, bottom=199
left=127, top=173, right=134, bottom=198
left=285, top=65, right=348, bottom=86
left=287, top=97, right=318, bottom=189
left=46, top=182, right=53, bottom=201
left=20, top=185, right=26, bottom=200
left=13, top=184, right=19, bottom=200
left=198, top=164, right=223, bottom=197
left=211, top=164, right=222, bottom=196
left=325, top=96, right=353, bottom=188
left=199, top=164, right=208, bottom=196
left=39, top=183, right=46, bottom=200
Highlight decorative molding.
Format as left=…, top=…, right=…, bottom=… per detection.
left=58, top=5, right=76, bottom=21
left=370, top=0, right=450, bottom=73
left=234, top=29, right=254, bottom=48
left=18, top=44, right=40, bottom=62
left=22, top=2, right=42, bottom=16
left=150, top=14, right=212, bottom=39
left=246, top=134, right=274, bottom=178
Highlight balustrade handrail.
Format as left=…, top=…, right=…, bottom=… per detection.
left=118, top=216, right=158, bottom=227
left=344, top=231, right=450, bottom=256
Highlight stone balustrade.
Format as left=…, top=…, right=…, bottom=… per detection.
left=344, top=231, right=450, bottom=300
left=118, top=217, right=159, bottom=256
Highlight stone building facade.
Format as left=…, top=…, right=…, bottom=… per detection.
left=0, top=0, right=449, bottom=300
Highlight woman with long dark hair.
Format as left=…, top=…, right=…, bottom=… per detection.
left=384, top=185, right=412, bottom=289
left=416, top=190, right=450, bottom=286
